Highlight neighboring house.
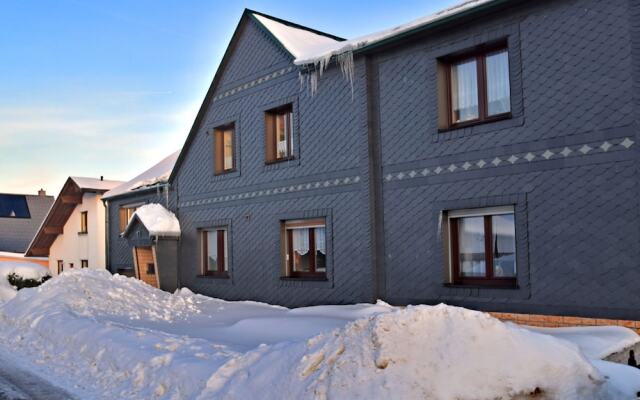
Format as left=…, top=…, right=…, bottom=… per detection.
left=102, top=151, right=178, bottom=278
left=0, top=190, right=53, bottom=253
left=25, top=177, right=123, bottom=275
left=112, top=0, right=640, bottom=325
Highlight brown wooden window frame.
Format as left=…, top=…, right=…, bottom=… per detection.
left=448, top=207, right=517, bottom=288
left=282, top=218, right=327, bottom=280
left=119, top=206, right=137, bottom=233
left=201, top=227, right=229, bottom=278
left=439, top=41, right=511, bottom=131
left=79, top=211, right=88, bottom=234
left=81, top=259, right=88, bottom=269
left=265, top=104, right=294, bottom=164
left=213, top=123, right=236, bottom=175
left=57, top=260, right=63, bottom=274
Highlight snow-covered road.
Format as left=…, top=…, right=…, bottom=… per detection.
left=0, top=353, right=74, bottom=400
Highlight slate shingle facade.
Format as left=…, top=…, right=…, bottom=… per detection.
left=131, top=0, right=640, bottom=319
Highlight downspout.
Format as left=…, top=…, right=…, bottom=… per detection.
left=102, top=198, right=110, bottom=273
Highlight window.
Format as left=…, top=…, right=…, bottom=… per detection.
left=69, top=263, right=74, bottom=269
left=265, top=104, right=293, bottom=163
left=214, top=123, right=235, bottom=174
left=119, top=206, right=137, bottom=232
left=146, top=263, right=155, bottom=275
left=282, top=219, right=326, bottom=279
left=80, top=211, right=88, bottom=233
left=201, top=228, right=229, bottom=277
left=81, top=260, right=88, bottom=268
left=448, top=206, right=516, bottom=287
left=57, top=260, right=63, bottom=274
left=438, top=43, right=510, bottom=129
left=0, top=194, right=30, bottom=218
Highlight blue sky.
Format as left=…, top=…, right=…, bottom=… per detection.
left=0, top=0, right=459, bottom=195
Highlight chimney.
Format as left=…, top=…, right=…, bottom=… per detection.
left=100, top=176, right=104, bottom=181
left=38, top=188, right=46, bottom=196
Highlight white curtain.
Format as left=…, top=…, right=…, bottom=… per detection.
left=486, top=50, right=510, bottom=116
left=315, top=227, right=326, bottom=254
left=451, top=59, right=478, bottom=122
left=292, top=228, right=310, bottom=255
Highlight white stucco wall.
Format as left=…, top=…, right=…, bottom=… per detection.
left=48, top=193, right=107, bottom=275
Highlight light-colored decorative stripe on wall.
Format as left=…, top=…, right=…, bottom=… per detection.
left=179, top=175, right=361, bottom=208
left=384, top=137, right=635, bottom=183
left=213, top=66, right=295, bottom=102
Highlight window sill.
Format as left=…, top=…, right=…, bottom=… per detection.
left=214, top=169, right=237, bottom=176
left=198, top=273, right=230, bottom=280
left=439, top=112, right=511, bottom=133
left=443, top=282, right=519, bottom=290
left=265, top=156, right=295, bottom=165
left=78, top=232, right=88, bottom=236
left=280, top=275, right=327, bottom=282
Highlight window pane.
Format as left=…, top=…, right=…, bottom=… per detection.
left=457, top=216, right=486, bottom=277
left=451, top=59, right=479, bottom=123
left=315, top=227, right=326, bottom=272
left=492, top=214, right=516, bottom=277
left=291, top=228, right=310, bottom=272
left=486, top=50, right=511, bottom=116
left=207, top=231, right=218, bottom=272
left=223, top=129, right=234, bottom=170
left=275, top=111, right=291, bottom=158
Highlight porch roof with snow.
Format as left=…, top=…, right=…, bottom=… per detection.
left=122, top=203, right=180, bottom=239
left=25, top=177, right=123, bottom=257
left=102, top=151, right=179, bottom=201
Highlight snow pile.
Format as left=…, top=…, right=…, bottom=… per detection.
left=201, top=305, right=638, bottom=399
left=0, top=261, right=50, bottom=302
left=126, top=203, right=180, bottom=238
left=1, top=270, right=639, bottom=399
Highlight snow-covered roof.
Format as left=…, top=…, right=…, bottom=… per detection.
left=251, top=13, right=342, bottom=60
left=124, top=203, right=180, bottom=238
left=70, top=177, right=123, bottom=191
left=103, top=151, right=179, bottom=200
left=294, top=0, right=495, bottom=65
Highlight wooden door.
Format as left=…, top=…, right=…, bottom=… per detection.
left=134, top=246, right=158, bottom=288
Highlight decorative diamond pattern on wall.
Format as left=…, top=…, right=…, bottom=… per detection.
left=382, top=138, right=634, bottom=183
left=213, top=66, right=295, bottom=102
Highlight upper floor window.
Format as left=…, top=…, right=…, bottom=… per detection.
left=119, top=206, right=137, bottom=232
left=0, top=194, right=30, bottom=218
left=214, top=123, right=235, bottom=175
left=282, top=218, right=326, bottom=279
left=438, top=43, right=510, bottom=129
left=447, top=206, right=516, bottom=287
left=265, top=104, right=293, bottom=163
left=201, top=227, right=229, bottom=277
left=80, top=211, right=88, bottom=234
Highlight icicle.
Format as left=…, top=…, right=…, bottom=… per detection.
left=298, top=50, right=355, bottom=99
left=437, top=210, right=443, bottom=234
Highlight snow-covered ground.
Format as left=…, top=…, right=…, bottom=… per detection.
left=0, top=270, right=638, bottom=399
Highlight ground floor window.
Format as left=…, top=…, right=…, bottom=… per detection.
left=57, top=260, right=63, bottom=274
left=81, top=259, right=88, bottom=268
left=202, top=227, right=229, bottom=277
left=448, top=206, right=516, bottom=287
left=282, top=218, right=326, bottom=279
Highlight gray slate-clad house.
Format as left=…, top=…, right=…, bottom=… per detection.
left=102, top=151, right=178, bottom=278
left=0, top=190, right=54, bottom=253
left=111, top=0, right=640, bottom=322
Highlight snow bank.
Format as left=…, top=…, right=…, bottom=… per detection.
left=0, top=261, right=50, bottom=302
left=529, top=326, right=640, bottom=360
left=126, top=203, right=180, bottom=237
left=200, top=305, right=632, bottom=399
left=1, top=270, right=638, bottom=399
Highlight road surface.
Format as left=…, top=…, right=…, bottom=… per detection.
left=0, top=354, right=75, bottom=400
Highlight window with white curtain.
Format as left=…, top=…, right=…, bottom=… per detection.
left=440, top=43, right=511, bottom=129
left=283, top=218, right=326, bottom=278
